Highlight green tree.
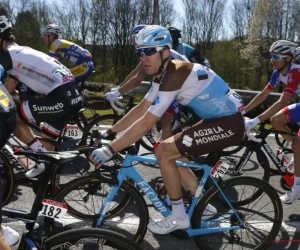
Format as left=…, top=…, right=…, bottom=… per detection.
left=14, top=10, right=43, bottom=50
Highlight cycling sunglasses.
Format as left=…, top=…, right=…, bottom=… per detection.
left=271, top=54, right=288, bottom=61
left=136, top=47, right=164, bottom=57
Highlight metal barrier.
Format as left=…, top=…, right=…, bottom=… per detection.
left=132, top=81, right=281, bottom=105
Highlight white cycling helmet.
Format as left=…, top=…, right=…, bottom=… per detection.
left=294, top=47, right=300, bottom=63
left=269, top=40, right=297, bottom=56
left=43, top=24, right=62, bottom=37
left=135, top=25, right=172, bottom=49
left=0, top=16, right=12, bottom=37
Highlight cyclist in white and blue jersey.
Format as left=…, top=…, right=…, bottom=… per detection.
left=105, top=24, right=189, bottom=141
left=167, top=26, right=211, bottom=68
left=91, top=25, right=245, bottom=234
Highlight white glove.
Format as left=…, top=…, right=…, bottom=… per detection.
left=105, top=88, right=120, bottom=102
left=244, top=117, right=260, bottom=131
left=91, top=146, right=114, bottom=164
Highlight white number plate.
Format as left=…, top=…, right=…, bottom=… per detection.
left=210, top=160, right=230, bottom=178
left=66, top=124, right=83, bottom=138
left=40, top=199, right=68, bottom=219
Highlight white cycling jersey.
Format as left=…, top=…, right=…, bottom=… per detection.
left=170, top=49, right=189, bottom=61
left=0, top=44, right=74, bottom=95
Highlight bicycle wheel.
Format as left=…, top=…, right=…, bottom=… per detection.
left=80, top=114, right=119, bottom=146
left=0, top=152, right=15, bottom=205
left=44, top=176, right=148, bottom=244
left=192, top=176, right=283, bottom=250
left=44, top=228, right=143, bottom=250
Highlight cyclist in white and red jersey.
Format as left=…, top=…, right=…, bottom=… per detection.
left=243, top=40, right=300, bottom=204
left=0, top=16, right=82, bottom=178
left=90, top=25, right=245, bottom=234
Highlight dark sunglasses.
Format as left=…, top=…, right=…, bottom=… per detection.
left=271, top=54, right=288, bottom=61
left=136, top=47, right=164, bottom=57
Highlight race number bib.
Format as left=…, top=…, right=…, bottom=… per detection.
left=40, top=199, right=68, bottom=219
left=66, top=124, right=83, bottom=139
left=210, top=160, right=230, bottom=178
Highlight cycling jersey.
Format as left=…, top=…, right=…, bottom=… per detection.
left=145, top=63, right=242, bottom=120
left=144, top=61, right=244, bottom=157
left=175, top=43, right=208, bottom=66
left=49, top=39, right=92, bottom=65
left=0, top=44, right=75, bottom=95
left=49, top=39, right=94, bottom=85
left=170, top=49, right=189, bottom=61
left=266, top=63, right=300, bottom=96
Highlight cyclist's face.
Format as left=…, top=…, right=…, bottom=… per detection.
left=43, top=33, right=54, bottom=45
left=271, top=53, right=292, bottom=69
left=139, top=48, right=169, bottom=75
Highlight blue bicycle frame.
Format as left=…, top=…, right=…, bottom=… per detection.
left=94, top=152, right=245, bottom=237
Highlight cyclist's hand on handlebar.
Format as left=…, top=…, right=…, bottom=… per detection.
left=244, top=116, right=260, bottom=131
left=90, top=146, right=115, bottom=168
left=105, top=88, right=120, bottom=101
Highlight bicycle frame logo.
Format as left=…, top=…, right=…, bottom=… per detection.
left=263, top=144, right=282, bottom=166
left=137, top=181, right=167, bottom=213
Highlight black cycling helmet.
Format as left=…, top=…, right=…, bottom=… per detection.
left=167, top=26, right=181, bottom=39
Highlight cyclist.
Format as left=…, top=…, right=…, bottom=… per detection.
left=90, top=25, right=245, bottom=234
left=0, top=16, right=83, bottom=178
left=293, top=46, right=300, bottom=64
left=243, top=40, right=300, bottom=203
left=167, top=26, right=211, bottom=68
left=0, top=63, right=19, bottom=247
left=42, top=23, right=94, bottom=87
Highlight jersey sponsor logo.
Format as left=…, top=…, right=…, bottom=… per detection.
left=33, top=103, right=64, bottom=112
left=182, top=135, right=193, bottom=147
left=62, top=75, right=74, bottom=83
left=71, top=96, right=82, bottom=105
left=193, top=127, right=235, bottom=145
left=198, top=94, right=209, bottom=100
left=22, top=66, right=55, bottom=83
left=208, top=98, right=230, bottom=112
left=70, top=45, right=78, bottom=50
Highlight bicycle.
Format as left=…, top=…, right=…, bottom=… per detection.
left=274, top=122, right=299, bottom=152
left=44, top=144, right=283, bottom=249
left=2, top=150, right=142, bottom=250
left=207, top=123, right=295, bottom=190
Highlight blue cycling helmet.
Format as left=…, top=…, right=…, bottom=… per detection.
left=130, top=24, right=147, bottom=39
left=135, top=25, right=172, bottom=49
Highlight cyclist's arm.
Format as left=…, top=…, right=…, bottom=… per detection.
left=4, top=76, right=18, bottom=94
left=244, top=87, right=271, bottom=113
left=111, top=98, right=152, bottom=134
left=118, top=63, right=146, bottom=94
left=258, top=93, right=294, bottom=122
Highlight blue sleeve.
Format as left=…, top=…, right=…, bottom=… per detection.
left=269, top=70, right=280, bottom=88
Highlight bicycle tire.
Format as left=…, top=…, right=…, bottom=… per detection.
left=192, top=176, right=283, bottom=250
left=44, top=228, right=143, bottom=250
left=80, top=114, right=119, bottom=145
left=44, top=176, right=148, bottom=244
left=0, top=152, right=15, bottom=205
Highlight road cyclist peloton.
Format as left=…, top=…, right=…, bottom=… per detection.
left=243, top=39, right=300, bottom=203
left=90, top=25, right=245, bottom=234
left=0, top=16, right=83, bottom=178
left=42, top=23, right=94, bottom=87
left=0, top=64, right=20, bottom=248
left=166, top=25, right=211, bottom=69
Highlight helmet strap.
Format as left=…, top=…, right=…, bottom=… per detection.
left=154, top=50, right=169, bottom=76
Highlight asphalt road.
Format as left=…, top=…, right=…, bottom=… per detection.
left=3, top=135, right=300, bottom=250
